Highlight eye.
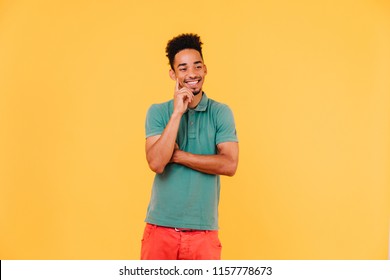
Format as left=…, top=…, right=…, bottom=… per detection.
left=179, top=68, right=187, bottom=72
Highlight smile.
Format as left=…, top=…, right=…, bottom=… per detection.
left=185, top=80, right=200, bottom=86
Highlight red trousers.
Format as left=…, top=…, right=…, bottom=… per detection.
left=140, top=223, right=222, bottom=260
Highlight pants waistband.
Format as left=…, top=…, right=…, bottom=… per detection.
left=150, top=224, right=209, bottom=232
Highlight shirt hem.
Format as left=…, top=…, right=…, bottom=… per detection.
left=145, top=218, right=219, bottom=231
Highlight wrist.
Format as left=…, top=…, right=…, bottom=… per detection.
left=171, top=149, right=186, bottom=164
left=171, top=110, right=183, bottom=119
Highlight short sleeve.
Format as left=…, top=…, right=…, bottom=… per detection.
left=145, top=104, right=165, bottom=138
left=215, top=105, right=238, bottom=145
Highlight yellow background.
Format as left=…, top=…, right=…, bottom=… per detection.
left=1, top=0, right=389, bottom=259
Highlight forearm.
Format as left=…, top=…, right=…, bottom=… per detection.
left=146, top=112, right=182, bottom=173
left=171, top=150, right=238, bottom=176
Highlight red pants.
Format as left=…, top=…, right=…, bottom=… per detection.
left=140, top=223, right=222, bottom=260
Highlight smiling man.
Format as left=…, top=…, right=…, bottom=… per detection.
left=141, top=33, right=239, bottom=260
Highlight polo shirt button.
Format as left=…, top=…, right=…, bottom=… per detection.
left=190, top=122, right=194, bottom=125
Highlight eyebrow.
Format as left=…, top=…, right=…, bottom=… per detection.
left=177, top=61, right=203, bottom=68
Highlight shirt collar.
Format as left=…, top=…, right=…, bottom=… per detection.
left=192, top=92, right=208, bottom=112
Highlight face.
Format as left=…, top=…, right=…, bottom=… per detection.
left=169, top=48, right=207, bottom=95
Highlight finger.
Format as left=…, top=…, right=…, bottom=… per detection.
left=179, top=86, right=194, bottom=96
left=175, top=78, right=180, bottom=92
left=177, top=93, right=192, bottom=105
left=178, top=90, right=193, bottom=101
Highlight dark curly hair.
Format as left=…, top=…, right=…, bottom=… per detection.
left=166, top=33, right=203, bottom=69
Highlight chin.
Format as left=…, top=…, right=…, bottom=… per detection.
left=192, top=89, right=202, bottom=96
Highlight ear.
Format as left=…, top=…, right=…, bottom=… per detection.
left=169, top=69, right=176, bottom=81
left=204, top=64, right=208, bottom=75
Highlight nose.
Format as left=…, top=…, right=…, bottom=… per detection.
left=188, top=70, right=197, bottom=78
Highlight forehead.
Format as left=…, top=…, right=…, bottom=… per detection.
left=173, top=49, right=203, bottom=67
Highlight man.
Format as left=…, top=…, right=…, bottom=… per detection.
left=141, top=33, right=239, bottom=260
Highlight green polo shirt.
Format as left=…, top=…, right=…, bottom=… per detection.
left=144, top=93, right=238, bottom=230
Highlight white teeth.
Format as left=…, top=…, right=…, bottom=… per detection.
left=187, top=81, right=198, bottom=85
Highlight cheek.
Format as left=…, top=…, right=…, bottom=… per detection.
left=174, top=72, right=183, bottom=80
left=178, top=77, right=186, bottom=88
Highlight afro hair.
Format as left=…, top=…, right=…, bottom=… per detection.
left=165, top=33, right=203, bottom=69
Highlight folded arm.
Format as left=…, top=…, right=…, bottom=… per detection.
left=170, top=141, right=239, bottom=176
left=145, top=112, right=182, bottom=174
left=146, top=80, right=195, bottom=174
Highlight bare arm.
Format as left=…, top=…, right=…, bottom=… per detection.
left=145, top=112, right=181, bottom=174
left=146, top=79, right=194, bottom=174
left=170, top=141, right=239, bottom=176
